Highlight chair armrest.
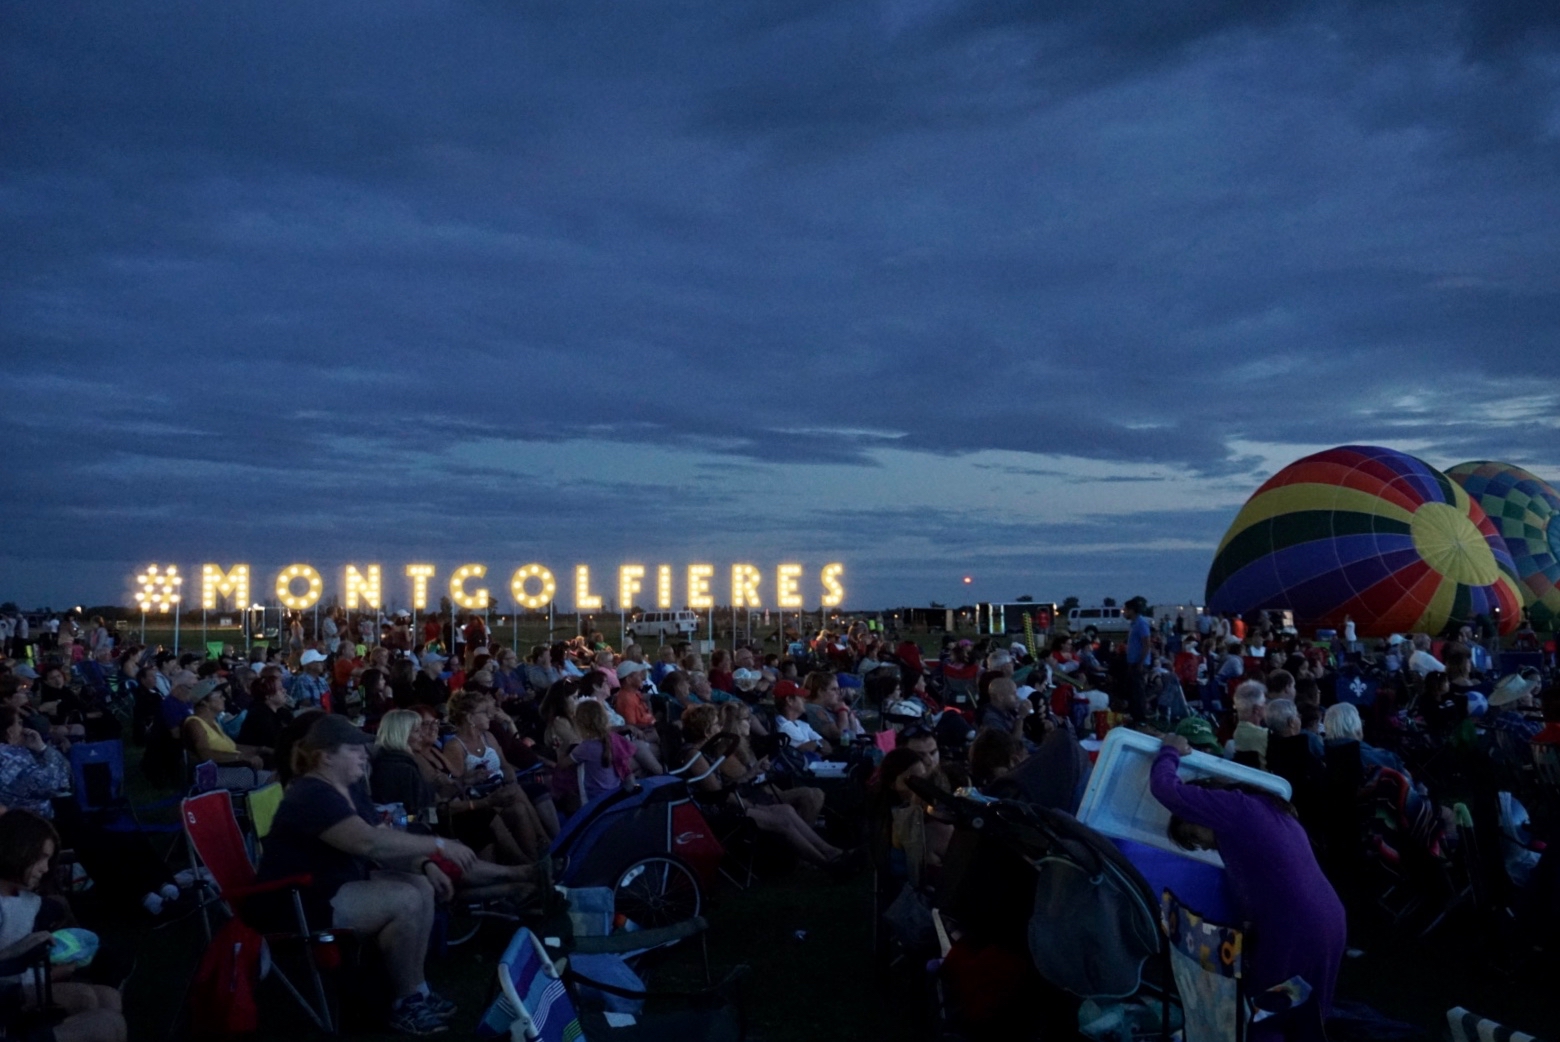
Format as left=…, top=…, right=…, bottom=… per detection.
left=225, top=873, right=315, bottom=900
left=566, top=916, right=707, bottom=955
left=0, top=935, right=51, bottom=976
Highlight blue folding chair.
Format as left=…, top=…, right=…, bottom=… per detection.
left=68, top=740, right=180, bottom=833
left=488, top=929, right=584, bottom=1041
left=484, top=926, right=742, bottom=1041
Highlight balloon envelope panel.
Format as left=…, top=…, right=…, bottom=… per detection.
left=1207, top=445, right=1522, bottom=637
left=1446, top=461, right=1560, bottom=628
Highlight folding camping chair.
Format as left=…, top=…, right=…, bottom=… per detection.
left=489, top=927, right=742, bottom=1042
left=1160, top=890, right=1321, bottom=1042
left=181, top=790, right=338, bottom=1033
left=68, top=739, right=181, bottom=833
left=241, top=781, right=283, bottom=862
left=0, top=933, right=62, bottom=1040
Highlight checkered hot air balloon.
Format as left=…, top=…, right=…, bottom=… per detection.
left=1206, top=445, right=1522, bottom=638
left=1446, top=461, right=1560, bottom=629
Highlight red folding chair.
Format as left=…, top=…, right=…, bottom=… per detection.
left=181, top=790, right=338, bottom=1033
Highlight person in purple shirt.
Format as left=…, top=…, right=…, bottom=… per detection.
left=1151, top=735, right=1346, bottom=1041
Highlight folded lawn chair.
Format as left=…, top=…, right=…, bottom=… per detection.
left=485, top=927, right=743, bottom=1041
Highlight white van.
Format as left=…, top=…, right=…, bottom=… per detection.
left=625, top=610, right=701, bottom=643
left=1066, top=605, right=1132, bottom=639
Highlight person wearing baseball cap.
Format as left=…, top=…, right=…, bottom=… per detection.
left=288, top=648, right=331, bottom=711
left=775, top=682, right=830, bottom=756
left=256, top=713, right=478, bottom=1034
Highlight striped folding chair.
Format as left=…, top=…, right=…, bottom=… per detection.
left=489, top=929, right=583, bottom=1042
left=1161, top=890, right=1319, bottom=1042
left=1446, top=1006, right=1546, bottom=1042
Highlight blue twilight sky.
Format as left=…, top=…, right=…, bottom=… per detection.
left=3, top=0, right=1559, bottom=611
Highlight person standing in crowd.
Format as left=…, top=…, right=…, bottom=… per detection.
left=24, top=613, right=39, bottom=659
left=321, top=607, right=341, bottom=655
left=1123, top=596, right=1152, bottom=720
left=87, top=617, right=111, bottom=656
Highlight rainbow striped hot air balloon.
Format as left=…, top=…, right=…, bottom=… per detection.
left=1206, top=445, right=1522, bottom=638
left=1447, top=461, right=1560, bottom=629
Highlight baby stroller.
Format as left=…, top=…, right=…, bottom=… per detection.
left=903, top=778, right=1163, bottom=1041
left=551, top=775, right=723, bottom=931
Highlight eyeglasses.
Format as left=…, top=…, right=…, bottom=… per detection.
left=900, top=724, right=934, bottom=740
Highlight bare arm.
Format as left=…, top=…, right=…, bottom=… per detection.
left=184, top=718, right=259, bottom=768
left=318, top=813, right=477, bottom=870
left=438, top=739, right=469, bottom=781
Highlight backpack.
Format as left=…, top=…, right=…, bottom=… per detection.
left=188, top=916, right=263, bottom=1038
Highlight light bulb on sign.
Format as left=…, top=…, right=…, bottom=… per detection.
left=449, top=564, right=490, bottom=611
left=344, top=564, right=382, bottom=610
left=134, top=564, right=179, bottom=613
left=687, top=564, right=715, bottom=609
left=820, top=563, right=845, bottom=607
left=619, top=565, right=645, bottom=610
left=201, top=564, right=250, bottom=611
left=510, top=564, right=556, bottom=610
left=275, top=564, right=323, bottom=610
left=575, top=566, right=603, bottom=611
left=776, top=564, right=803, bottom=608
left=657, top=565, right=673, bottom=609
left=731, top=564, right=762, bottom=608
left=404, top=564, right=435, bottom=611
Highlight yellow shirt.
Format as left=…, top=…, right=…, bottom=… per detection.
left=189, top=714, right=238, bottom=756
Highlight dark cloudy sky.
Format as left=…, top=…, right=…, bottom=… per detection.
left=4, top=0, right=1559, bottom=611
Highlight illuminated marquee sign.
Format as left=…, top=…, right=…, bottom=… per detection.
left=138, top=561, right=847, bottom=611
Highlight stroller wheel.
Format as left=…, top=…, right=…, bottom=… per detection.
left=614, top=856, right=702, bottom=930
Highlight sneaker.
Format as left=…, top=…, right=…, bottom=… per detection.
left=422, top=991, right=457, bottom=1020
left=388, top=997, right=449, bottom=1035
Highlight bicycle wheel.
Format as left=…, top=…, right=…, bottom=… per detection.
left=614, top=856, right=702, bottom=929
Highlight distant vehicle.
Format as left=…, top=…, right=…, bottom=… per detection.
left=1067, top=605, right=1131, bottom=639
left=1067, top=603, right=1205, bottom=640
left=977, top=602, right=1056, bottom=638
left=625, top=610, right=701, bottom=643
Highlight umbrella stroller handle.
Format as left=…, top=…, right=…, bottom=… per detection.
left=905, top=776, right=1116, bottom=876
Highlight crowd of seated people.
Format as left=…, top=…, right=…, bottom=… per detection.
left=5, top=603, right=1559, bottom=1037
